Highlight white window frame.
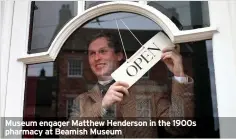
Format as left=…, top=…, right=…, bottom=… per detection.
left=1, top=1, right=236, bottom=138
left=67, top=58, right=83, bottom=78
left=17, top=1, right=216, bottom=64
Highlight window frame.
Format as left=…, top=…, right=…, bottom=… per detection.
left=17, top=1, right=216, bottom=64
left=1, top=1, right=236, bottom=138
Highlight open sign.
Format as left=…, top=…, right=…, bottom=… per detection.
left=111, top=32, right=175, bottom=88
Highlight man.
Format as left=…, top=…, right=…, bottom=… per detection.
left=67, top=32, right=194, bottom=138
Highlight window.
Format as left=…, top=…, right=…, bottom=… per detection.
left=147, top=1, right=210, bottom=30
left=66, top=96, right=76, bottom=118
left=16, top=1, right=222, bottom=138
left=85, top=1, right=110, bottom=10
left=23, top=9, right=218, bottom=138
left=67, top=58, right=83, bottom=77
left=24, top=62, right=57, bottom=118
left=28, top=1, right=78, bottom=53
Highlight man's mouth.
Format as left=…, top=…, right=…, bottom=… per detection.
left=95, top=63, right=106, bottom=68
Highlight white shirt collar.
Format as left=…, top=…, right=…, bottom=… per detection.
left=98, top=79, right=113, bottom=85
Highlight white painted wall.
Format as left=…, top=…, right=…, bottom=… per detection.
left=0, top=2, right=3, bottom=110
left=209, top=1, right=236, bottom=138
left=0, top=2, right=4, bottom=48
left=0, top=1, right=14, bottom=118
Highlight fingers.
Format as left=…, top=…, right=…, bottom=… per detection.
left=162, top=47, right=176, bottom=53
left=112, top=95, right=122, bottom=102
left=160, top=46, right=184, bottom=77
left=113, top=91, right=124, bottom=98
left=162, top=52, right=173, bottom=60
left=161, top=51, right=181, bottom=61
left=113, top=81, right=129, bottom=88
left=111, top=81, right=129, bottom=95
left=102, top=83, right=128, bottom=108
left=112, top=86, right=129, bottom=96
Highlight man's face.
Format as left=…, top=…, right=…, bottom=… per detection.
left=88, top=37, right=123, bottom=80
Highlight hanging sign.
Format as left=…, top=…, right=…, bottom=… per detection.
left=111, top=32, right=175, bottom=88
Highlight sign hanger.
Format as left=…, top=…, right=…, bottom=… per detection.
left=115, top=18, right=144, bottom=63
left=112, top=18, right=175, bottom=88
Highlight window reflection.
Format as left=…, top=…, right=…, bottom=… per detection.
left=24, top=62, right=56, bottom=118
left=85, top=1, right=110, bottom=10
left=24, top=10, right=218, bottom=138
left=85, top=1, right=138, bottom=10
left=28, top=1, right=78, bottom=53
left=148, top=1, right=210, bottom=30
left=67, top=58, right=83, bottom=77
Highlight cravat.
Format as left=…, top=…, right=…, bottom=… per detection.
left=97, top=80, right=117, bottom=119
left=97, top=80, right=117, bottom=138
left=97, top=80, right=115, bottom=96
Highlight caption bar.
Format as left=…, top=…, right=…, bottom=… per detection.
left=4, top=119, right=196, bottom=137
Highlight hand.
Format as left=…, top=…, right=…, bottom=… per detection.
left=161, top=47, right=185, bottom=77
left=102, top=81, right=129, bottom=109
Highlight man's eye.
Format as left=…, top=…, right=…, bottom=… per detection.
left=89, top=52, right=95, bottom=56
left=100, top=49, right=107, bottom=54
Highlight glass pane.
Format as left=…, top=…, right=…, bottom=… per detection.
left=23, top=10, right=218, bottom=138
left=28, top=1, right=78, bottom=53
left=24, top=62, right=57, bottom=138
left=85, top=1, right=110, bottom=10
left=85, top=1, right=137, bottom=10
left=67, top=97, right=75, bottom=117
left=148, top=1, right=210, bottom=30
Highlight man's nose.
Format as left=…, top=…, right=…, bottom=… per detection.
left=94, top=52, right=101, bottom=60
